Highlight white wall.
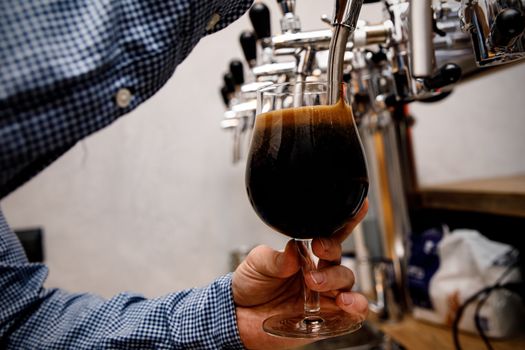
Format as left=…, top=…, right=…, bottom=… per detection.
left=2, top=1, right=525, bottom=298
left=411, top=63, right=525, bottom=185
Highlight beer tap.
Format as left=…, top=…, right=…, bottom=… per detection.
left=409, top=0, right=435, bottom=79
left=460, top=0, right=525, bottom=66
left=409, top=0, right=462, bottom=96
left=220, top=59, right=253, bottom=163
left=248, top=2, right=302, bottom=83
left=220, top=86, right=230, bottom=107
left=327, top=0, right=365, bottom=103
left=229, top=59, right=245, bottom=86
left=377, top=0, right=458, bottom=103
left=220, top=72, right=236, bottom=108
left=240, top=31, right=257, bottom=68
left=277, top=0, right=301, bottom=33
left=249, top=2, right=273, bottom=65
left=249, top=2, right=272, bottom=40
left=252, top=61, right=296, bottom=79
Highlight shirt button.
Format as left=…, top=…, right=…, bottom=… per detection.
left=206, top=13, right=221, bottom=31
left=116, top=88, right=132, bottom=108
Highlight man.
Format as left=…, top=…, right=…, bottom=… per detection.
left=0, top=1, right=369, bottom=348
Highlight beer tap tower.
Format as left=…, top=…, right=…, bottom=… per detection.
left=219, top=0, right=525, bottom=322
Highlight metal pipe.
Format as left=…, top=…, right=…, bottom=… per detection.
left=328, top=0, right=365, bottom=104
left=252, top=61, right=296, bottom=77
left=409, top=0, right=435, bottom=78
left=272, top=24, right=391, bottom=51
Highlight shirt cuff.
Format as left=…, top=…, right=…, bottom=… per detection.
left=214, top=273, right=245, bottom=349
left=165, top=272, right=245, bottom=349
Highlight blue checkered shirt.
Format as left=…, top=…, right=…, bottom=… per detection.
left=0, top=0, right=253, bottom=348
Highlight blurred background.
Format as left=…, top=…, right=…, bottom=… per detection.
left=2, top=1, right=525, bottom=302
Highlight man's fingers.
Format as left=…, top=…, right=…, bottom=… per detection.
left=335, top=292, right=369, bottom=321
left=304, top=265, right=355, bottom=293
left=311, top=237, right=342, bottom=263
left=245, top=241, right=300, bottom=279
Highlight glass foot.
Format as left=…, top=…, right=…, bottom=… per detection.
left=263, top=311, right=363, bottom=339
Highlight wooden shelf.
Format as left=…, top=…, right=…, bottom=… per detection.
left=415, top=175, right=525, bottom=217
left=375, top=316, right=525, bottom=350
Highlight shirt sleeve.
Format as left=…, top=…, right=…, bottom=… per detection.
left=0, top=209, right=245, bottom=349
left=0, top=0, right=254, bottom=198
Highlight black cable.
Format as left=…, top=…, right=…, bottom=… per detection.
left=452, top=286, right=492, bottom=350
left=474, top=258, right=519, bottom=350
left=452, top=254, right=519, bottom=350
left=473, top=289, right=495, bottom=350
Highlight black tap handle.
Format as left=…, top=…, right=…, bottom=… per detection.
left=369, top=49, right=388, bottom=64
left=424, top=63, right=462, bottom=90
left=240, top=31, right=257, bottom=65
left=277, top=0, right=295, bottom=15
left=223, top=73, right=236, bottom=93
left=229, top=59, right=245, bottom=85
left=249, top=2, right=271, bottom=39
left=363, top=0, right=381, bottom=3
left=220, top=86, right=230, bottom=106
left=491, top=8, right=525, bottom=47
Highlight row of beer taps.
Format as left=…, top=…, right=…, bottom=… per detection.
left=218, top=0, right=525, bottom=164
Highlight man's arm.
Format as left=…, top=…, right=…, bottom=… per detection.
left=0, top=0, right=253, bottom=198
left=0, top=1, right=254, bottom=347
left=0, top=209, right=244, bottom=349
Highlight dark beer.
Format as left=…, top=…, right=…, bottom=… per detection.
left=246, top=99, right=368, bottom=239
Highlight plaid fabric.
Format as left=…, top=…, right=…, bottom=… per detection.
left=0, top=0, right=253, bottom=198
left=0, top=0, right=253, bottom=348
left=0, top=209, right=243, bottom=349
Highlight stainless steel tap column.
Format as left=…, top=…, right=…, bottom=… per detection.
left=327, top=0, right=365, bottom=104
left=409, top=0, right=435, bottom=78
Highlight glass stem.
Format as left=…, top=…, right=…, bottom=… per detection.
left=295, top=239, right=321, bottom=317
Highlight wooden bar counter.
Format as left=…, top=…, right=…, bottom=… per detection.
left=373, top=316, right=525, bottom=350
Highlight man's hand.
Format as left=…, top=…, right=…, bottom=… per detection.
left=233, top=200, right=369, bottom=349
